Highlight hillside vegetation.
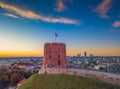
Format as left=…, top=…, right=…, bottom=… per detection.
left=18, top=74, right=120, bottom=89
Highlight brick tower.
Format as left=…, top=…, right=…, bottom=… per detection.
left=44, top=42, right=67, bottom=68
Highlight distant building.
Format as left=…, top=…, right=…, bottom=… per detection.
left=43, top=42, right=67, bottom=68
left=84, top=51, right=87, bottom=58
left=94, top=65, right=106, bottom=70
left=90, top=54, right=93, bottom=60
left=77, top=54, right=81, bottom=57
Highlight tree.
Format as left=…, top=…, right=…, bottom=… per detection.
left=10, top=73, right=19, bottom=85
left=3, top=75, right=9, bottom=83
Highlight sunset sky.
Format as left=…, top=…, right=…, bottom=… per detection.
left=0, top=0, right=120, bottom=57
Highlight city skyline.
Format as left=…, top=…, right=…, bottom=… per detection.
left=0, top=0, right=120, bottom=57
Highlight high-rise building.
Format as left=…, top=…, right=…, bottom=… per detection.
left=44, top=42, right=67, bottom=68
left=90, top=54, right=93, bottom=60
left=77, top=54, right=81, bottom=57
left=84, top=51, right=87, bottom=58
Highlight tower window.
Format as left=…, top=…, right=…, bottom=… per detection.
left=49, top=55, right=51, bottom=59
left=58, top=60, right=60, bottom=66
left=58, top=55, right=60, bottom=58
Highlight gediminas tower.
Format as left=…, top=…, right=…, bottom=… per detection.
left=44, top=42, right=67, bottom=68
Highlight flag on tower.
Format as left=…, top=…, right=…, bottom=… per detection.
left=55, top=33, right=58, bottom=37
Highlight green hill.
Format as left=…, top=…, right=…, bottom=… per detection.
left=18, top=74, right=120, bottom=89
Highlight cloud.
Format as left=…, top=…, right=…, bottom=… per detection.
left=55, top=0, right=73, bottom=12
left=113, top=21, right=120, bottom=27
left=3, top=13, right=19, bottom=18
left=55, top=0, right=66, bottom=12
left=94, top=0, right=112, bottom=19
left=0, top=2, right=78, bottom=24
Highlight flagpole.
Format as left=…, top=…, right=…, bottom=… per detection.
left=55, top=33, right=58, bottom=42
left=55, top=36, right=56, bottom=42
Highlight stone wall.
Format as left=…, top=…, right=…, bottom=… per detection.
left=39, top=68, right=120, bottom=86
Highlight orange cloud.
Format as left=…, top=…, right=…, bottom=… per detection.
left=94, top=0, right=112, bottom=19
left=3, top=13, right=19, bottom=18
left=113, top=21, right=120, bottom=27
left=55, top=0, right=74, bottom=12
left=55, top=0, right=66, bottom=12
left=0, top=2, right=78, bottom=24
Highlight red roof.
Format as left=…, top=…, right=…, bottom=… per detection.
left=18, top=78, right=27, bottom=85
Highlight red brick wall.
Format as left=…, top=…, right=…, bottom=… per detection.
left=44, top=43, right=67, bottom=68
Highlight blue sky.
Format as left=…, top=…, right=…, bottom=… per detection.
left=0, top=0, right=120, bottom=56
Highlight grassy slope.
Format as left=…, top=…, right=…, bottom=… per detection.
left=18, top=74, right=120, bottom=89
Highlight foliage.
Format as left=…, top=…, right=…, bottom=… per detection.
left=10, top=73, right=19, bottom=85
left=18, top=74, right=120, bottom=89
left=0, top=66, right=33, bottom=88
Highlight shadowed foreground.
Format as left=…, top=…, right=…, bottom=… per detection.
left=18, top=74, right=120, bottom=89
